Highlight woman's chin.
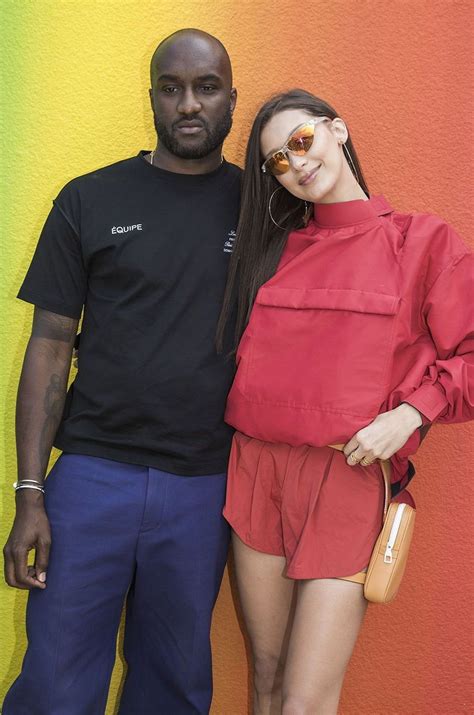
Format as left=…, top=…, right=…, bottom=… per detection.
left=302, top=177, right=337, bottom=204
left=306, top=186, right=332, bottom=204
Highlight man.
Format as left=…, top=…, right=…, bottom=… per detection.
left=3, top=29, right=240, bottom=714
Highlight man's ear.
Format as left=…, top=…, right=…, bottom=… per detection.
left=230, top=87, right=237, bottom=115
left=330, top=117, right=349, bottom=144
left=148, top=87, right=154, bottom=110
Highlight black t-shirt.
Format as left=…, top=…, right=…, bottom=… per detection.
left=18, top=152, right=241, bottom=475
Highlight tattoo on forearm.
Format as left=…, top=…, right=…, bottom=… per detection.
left=38, top=373, right=64, bottom=470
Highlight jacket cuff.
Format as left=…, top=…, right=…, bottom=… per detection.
left=403, top=383, right=449, bottom=424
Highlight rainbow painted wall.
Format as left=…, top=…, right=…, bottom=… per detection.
left=1, top=2, right=473, bottom=713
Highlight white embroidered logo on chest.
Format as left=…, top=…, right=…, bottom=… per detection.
left=223, top=230, right=236, bottom=253
left=111, top=224, right=143, bottom=235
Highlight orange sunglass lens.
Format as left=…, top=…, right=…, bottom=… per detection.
left=287, top=124, right=315, bottom=154
left=267, top=151, right=289, bottom=175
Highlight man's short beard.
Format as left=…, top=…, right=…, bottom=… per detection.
left=153, top=108, right=233, bottom=160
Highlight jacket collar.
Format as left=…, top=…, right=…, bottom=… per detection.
left=312, top=195, right=393, bottom=228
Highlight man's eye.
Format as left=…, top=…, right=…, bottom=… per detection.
left=162, top=86, right=179, bottom=94
left=201, top=85, right=217, bottom=93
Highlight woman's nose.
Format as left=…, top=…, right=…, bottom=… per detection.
left=288, top=153, right=308, bottom=171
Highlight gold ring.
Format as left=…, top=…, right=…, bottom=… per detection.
left=360, top=456, right=373, bottom=466
left=349, top=452, right=360, bottom=464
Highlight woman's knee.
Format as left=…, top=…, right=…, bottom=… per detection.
left=282, top=695, right=313, bottom=715
left=253, top=651, right=284, bottom=696
left=281, top=686, right=341, bottom=715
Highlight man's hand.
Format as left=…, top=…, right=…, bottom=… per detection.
left=343, top=403, right=423, bottom=466
left=4, top=490, right=51, bottom=590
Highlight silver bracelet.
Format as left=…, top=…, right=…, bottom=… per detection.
left=15, top=478, right=43, bottom=484
left=13, top=482, right=45, bottom=494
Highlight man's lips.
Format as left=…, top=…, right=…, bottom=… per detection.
left=175, top=121, right=205, bottom=135
left=299, top=165, right=321, bottom=186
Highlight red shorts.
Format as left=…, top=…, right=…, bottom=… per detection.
left=223, top=432, right=415, bottom=581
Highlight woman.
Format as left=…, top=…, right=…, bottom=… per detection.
left=216, top=90, right=473, bottom=714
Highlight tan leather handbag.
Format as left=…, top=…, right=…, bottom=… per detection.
left=329, top=444, right=416, bottom=603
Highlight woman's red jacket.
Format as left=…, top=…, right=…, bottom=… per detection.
left=225, top=196, right=474, bottom=486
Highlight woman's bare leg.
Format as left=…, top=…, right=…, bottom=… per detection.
left=232, top=532, right=296, bottom=715
left=281, top=578, right=367, bottom=715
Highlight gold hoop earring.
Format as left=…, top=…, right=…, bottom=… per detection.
left=342, top=143, right=360, bottom=184
left=268, top=187, right=309, bottom=230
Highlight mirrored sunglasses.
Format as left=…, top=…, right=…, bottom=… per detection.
left=261, top=117, right=329, bottom=176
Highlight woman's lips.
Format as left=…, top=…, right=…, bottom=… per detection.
left=299, top=165, right=321, bottom=186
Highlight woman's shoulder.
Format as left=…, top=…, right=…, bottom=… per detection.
left=387, top=205, right=471, bottom=264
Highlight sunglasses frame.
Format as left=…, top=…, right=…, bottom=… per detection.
left=261, top=117, right=330, bottom=175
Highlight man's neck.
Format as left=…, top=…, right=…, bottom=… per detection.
left=150, top=144, right=223, bottom=175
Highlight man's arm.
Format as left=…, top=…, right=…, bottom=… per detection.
left=3, top=307, right=78, bottom=589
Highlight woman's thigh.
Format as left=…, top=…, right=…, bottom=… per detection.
left=232, top=532, right=295, bottom=667
left=283, top=578, right=367, bottom=712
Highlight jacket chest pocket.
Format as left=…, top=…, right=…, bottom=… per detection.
left=243, top=286, right=400, bottom=417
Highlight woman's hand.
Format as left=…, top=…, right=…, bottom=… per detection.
left=343, top=403, right=423, bottom=466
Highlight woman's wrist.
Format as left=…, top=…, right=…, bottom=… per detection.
left=397, top=402, right=423, bottom=430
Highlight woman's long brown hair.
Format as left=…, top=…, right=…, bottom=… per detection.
left=216, top=89, right=369, bottom=353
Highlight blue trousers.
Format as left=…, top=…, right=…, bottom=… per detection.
left=3, top=454, right=230, bottom=715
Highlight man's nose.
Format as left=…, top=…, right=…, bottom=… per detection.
left=177, top=88, right=202, bottom=115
